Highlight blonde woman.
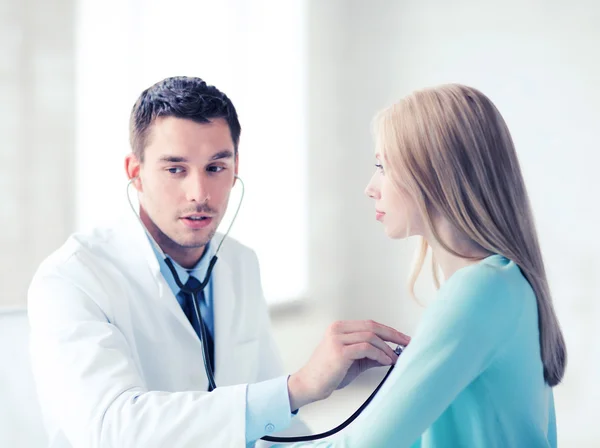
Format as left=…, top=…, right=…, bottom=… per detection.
left=279, top=84, right=566, bottom=447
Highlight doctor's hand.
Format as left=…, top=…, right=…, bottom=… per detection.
left=287, top=320, right=410, bottom=411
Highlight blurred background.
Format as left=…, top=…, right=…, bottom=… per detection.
left=1, top=0, right=599, bottom=446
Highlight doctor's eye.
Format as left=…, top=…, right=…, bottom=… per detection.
left=166, top=167, right=185, bottom=175
left=207, top=165, right=226, bottom=173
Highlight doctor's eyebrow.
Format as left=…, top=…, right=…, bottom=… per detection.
left=209, top=150, right=234, bottom=161
left=159, top=156, right=188, bottom=163
left=157, top=150, right=234, bottom=164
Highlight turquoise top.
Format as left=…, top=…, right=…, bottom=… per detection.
left=277, top=255, right=556, bottom=448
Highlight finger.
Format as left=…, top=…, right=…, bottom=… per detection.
left=339, top=332, right=399, bottom=362
left=343, top=342, right=393, bottom=366
left=369, top=323, right=411, bottom=346
left=332, top=320, right=411, bottom=346
left=359, top=358, right=393, bottom=372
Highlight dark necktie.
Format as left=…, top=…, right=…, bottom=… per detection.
left=178, top=275, right=215, bottom=375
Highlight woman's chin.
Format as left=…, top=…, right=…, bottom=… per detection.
left=384, top=225, right=416, bottom=240
left=384, top=227, right=405, bottom=240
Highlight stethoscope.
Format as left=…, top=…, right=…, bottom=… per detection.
left=126, top=175, right=404, bottom=443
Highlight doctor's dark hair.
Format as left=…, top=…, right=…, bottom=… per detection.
left=129, top=76, right=241, bottom=161
left=374, top=84, right=567, bottom=387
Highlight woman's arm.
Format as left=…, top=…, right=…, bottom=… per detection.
left=277, top=264, right=524, bottom=447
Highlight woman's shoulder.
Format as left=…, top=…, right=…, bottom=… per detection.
left=438, top=254, right=534, bottom=320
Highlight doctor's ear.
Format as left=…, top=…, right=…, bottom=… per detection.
left=125, top=153, right=143, bottom=192
left=130, top=176, right=142, bottom=191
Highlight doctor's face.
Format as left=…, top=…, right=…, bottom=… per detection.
left=126, top=117, right=238, bottom=265
left=364, top=154, right=422, bottom=239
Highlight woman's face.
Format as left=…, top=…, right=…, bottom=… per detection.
left=365, top=154, right=423, bottom=239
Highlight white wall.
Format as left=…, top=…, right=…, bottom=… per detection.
left=304, top=0, right=422, bottom=328
left=0, top=0, right=75, bottom=308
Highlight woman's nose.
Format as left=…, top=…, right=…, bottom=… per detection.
left=365, top=175, right=380, bottom=199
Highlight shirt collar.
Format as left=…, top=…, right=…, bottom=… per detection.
left=148, top=235, right=215, bottom=296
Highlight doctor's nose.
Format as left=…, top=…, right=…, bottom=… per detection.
left=186, top=173, right=211, bottom=203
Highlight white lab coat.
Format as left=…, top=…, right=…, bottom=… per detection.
left=27, top=211, right=307, bottom=448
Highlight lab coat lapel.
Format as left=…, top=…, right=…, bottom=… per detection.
left=156, top=271, right=204, bottom=345
left=212, top=257, right=238, bottom=386
left=118, top=210, right=202, bottom=344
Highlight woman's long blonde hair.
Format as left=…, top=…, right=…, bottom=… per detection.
left=375, top=84, right=566, bottom=386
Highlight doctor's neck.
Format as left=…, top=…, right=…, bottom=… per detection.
left=139, top=207, right=208, bottom=269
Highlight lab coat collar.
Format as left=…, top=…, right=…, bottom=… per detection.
left=119, top=203, right=162, bottom=278
left=120, top=203, right=218, bottom=284
left=116, top=205, right=237, bottom=380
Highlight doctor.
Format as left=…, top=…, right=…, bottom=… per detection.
left=27, top=76, right=409, bottom=448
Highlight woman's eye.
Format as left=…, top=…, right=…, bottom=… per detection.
left=167, top=167, right=184, bottom=174
left=375, top=163, right=384, bottom=173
